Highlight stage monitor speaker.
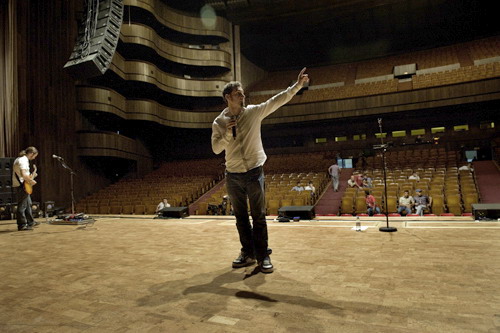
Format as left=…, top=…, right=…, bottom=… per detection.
left=278, top=206, right=315, bottom=220
left=160, top=207, right=189, bottom=218
left=473, top=203, right=500, bottom=220
left=64, top=0, right=124, bottom=79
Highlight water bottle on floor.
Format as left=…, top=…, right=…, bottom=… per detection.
left=356, top=216, right=361, bottom=232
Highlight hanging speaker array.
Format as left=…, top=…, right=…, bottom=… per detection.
left=64, top=0, right=124, bottom=80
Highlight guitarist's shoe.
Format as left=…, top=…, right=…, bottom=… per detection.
left=18, top=225, right=33, bottom=231
left=30, top=221, right=41, bottom=227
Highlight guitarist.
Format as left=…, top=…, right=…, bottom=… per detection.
left=12, top=146, right=38, bottom=231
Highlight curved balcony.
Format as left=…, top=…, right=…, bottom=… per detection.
left=108, top=52, right=228, bottom=97
left=124, top=0, right=231, bottom=40
left=77, top=86, right=218, bottom=129
left=77, top=131, right=152, bottom=160
left=120, top=24, right=231, bottom=69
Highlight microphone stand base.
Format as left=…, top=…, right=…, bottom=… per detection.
left=379, top=226, right=398, bottom=232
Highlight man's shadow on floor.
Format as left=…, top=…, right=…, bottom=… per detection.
left=137, top=265, right=345, bottom=320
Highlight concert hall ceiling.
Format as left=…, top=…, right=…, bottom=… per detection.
left=165, top=0, right=500, bottom=71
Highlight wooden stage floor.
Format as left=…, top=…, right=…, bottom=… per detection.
left=1, top=215, right=499, bottom=332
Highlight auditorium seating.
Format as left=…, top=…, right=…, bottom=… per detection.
left=192, top=151, right=333, bottom=215
left=75, top=158, right=224, bottom=215
left=199, top=170, right=328, bottom=216
left=247, top=36, right=500, bottom=105
left=340, top=147, right=481, bottom=216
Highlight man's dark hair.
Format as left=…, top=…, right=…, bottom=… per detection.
left=222, top=81, right=242, bottom=104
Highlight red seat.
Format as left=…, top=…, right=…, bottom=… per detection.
left=388, top=213, right=401, bottom=217
left=341, top=213, right=353, bottom=216
left=374, top=214, right=386, bottom=217
left=407, top=214, right=419, bottom=216
left=461, top=213, right=473, bottom=216
left=424, top=214, right=436, bottom=216
left=356, top=213, right=369, bottom=216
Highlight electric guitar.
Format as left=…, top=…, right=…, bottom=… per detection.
left=24, top=164, right=37, bottom=195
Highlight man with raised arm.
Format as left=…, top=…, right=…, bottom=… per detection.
left=211, top=68, right=309, bottom=273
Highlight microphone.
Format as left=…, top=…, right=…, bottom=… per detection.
left=52, top=154, right=63, bottom=160
left=231, top=116, right=237, bottom=139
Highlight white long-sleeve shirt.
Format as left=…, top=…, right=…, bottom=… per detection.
left=211, top=83, right=302, bottom=173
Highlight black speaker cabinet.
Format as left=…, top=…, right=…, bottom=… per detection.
left=278, top=206, right=315, bottom=220
left=473, top=204, right=500, bottom=220
left=160, top=207, right=189, bottom=218
left=0, top=192, right=14, bottom=205
left=0, top=157, right=15, bottom=176
left=0, top=175, right=13, bottom=193
left=0, top=204, right=12, bottom=220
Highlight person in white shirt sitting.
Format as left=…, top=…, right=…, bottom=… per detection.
left=291, top=182, right=304, bottom=192
left=304, top=181, right=315, bottom=193
left=156, top=198, right=171, bottom=214
left=408, top=172, right=420, bottom=181
left=458, top=163, right=474, bottom=172
left=397, top=190, right=415, bottom=216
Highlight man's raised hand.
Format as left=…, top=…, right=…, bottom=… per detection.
left=297, top=67, right=310, bottom=86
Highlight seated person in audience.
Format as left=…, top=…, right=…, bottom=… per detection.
left=397, top=190, right=415, bottom=216
left=415, top=135, right=423, bottom=144
left=362, top=178, right=372, bottom=188
left=304, top=181, right=315, bottom=193
left=291, top=182, right=304, bottom=192
left=365, top=190, right=381, bottom=216
left=156, top=198, right=171, bottom=213
left=347, top=175, right=357, bottom=188
left=362, top=175, right=373, bottom=187
left=219, top=195, right=229, bottom=215
left=458, top=163, right=474, bottom=172
left=355, top=173, right=364, bottom=188
left=348, top=175, right=363, bottom=189
left=408, top=172, right=420, bottom=181
left=414, top=189, right=431, bottom=216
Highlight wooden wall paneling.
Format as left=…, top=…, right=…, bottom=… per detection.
left=14, top=0, right=117, bottom=209
left=264, top=78, right=500, bottom=125
left=76, top=86, right=218, bottom=128
left=124, top=0, right=231, bottom=39
left=108, top=52, right=227, bottom=97
left=120, top=24, right=232, bottom=68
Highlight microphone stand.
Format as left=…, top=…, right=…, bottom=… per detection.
left=374, top=118, right=397, bottom=232
left=54, top=157, right=76, bottom=215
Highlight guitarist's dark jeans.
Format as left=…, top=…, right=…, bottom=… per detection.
left=15, top=186, right=34, bottom=229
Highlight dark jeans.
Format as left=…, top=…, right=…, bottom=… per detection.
left=397, top=206, right=411, bottom=215
left=226, top=166, right=268, bottom=261
left=367, top=206, right=381, bottom=216
left=15, top=186, right=34, bottom=228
